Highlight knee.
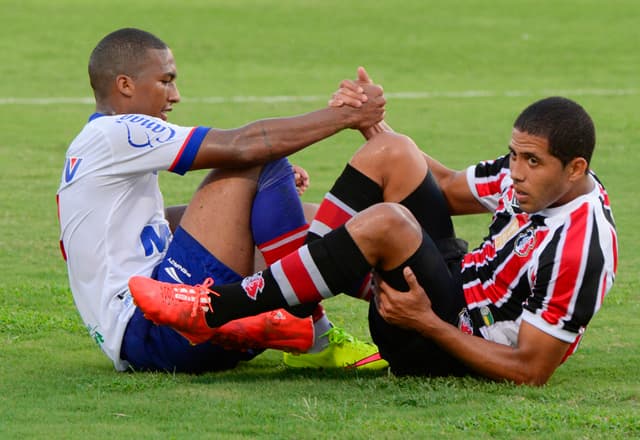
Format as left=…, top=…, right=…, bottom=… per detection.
left=257, top=157, right=293, bottom=189
left=360, top=132, right=420, bottom=165
left=351, top=133, right=426, bottom=185
left=350, top=203, right=421, bottom=244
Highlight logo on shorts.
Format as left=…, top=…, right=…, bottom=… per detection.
left=457, top=308, right=474, bottom=335
left=164, top=267, right=185, bottom=284
left=241, top=272, right=265, bottom=300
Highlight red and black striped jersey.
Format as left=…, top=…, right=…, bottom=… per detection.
left=462, top=155, right=617, bottom=361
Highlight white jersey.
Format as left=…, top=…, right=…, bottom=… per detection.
left=57, top=113, right=209, bottom=370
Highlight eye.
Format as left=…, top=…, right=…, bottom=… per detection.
left=527, top=156, right=539, bottom=166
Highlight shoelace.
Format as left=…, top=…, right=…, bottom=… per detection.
left=189, top=277, right=217, bottom=317
left=323, top=327, right=376, bottom=349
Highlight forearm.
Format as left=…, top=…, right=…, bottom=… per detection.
left=378, top=269, right=565, bottom=385
left=422, top=151, right=486, bottom=215
left=415, top=317, right=549, bottom=385
left=194, top=107, right=356, bottom=169
left=422, top=152, right=455, bottom=185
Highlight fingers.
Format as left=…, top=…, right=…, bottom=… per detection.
left=329, top=79, right=368, bottom=108
left=329, top=67, right=379, bottom=108
left=403, top=266, right=417, bottom=288
left=357, top=66, right=373, bottom=84
left=341, top=78, right=364, bottom=93
left=292, top=164, right=310, bottom=196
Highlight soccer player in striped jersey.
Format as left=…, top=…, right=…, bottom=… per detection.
left=131, top=72, right=616, bottom=384
left=57, top=29, right=388, bottom=373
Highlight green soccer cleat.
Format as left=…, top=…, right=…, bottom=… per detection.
left=283, top=327, right=389, bottom=370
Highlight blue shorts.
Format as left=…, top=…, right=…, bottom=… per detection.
left=121, top=226, right=261, bottom=373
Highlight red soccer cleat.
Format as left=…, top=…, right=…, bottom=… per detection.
left=209, top=309, right=314, bottom=353
left=128, top=276, right=219, bottom=345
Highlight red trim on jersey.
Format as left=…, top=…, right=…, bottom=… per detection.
left=610, top=228, right=618, bottom=274
left=279, top=251, right=322, bottom=303
left=56, top=194, right=67, bottom=260
left=542, top=203, right=589, bottom=325
left=598, top=183, right=611, bottom=208
left=168, top=127, right=196, bottom=172
left=599, top=272, right=608, bottom=305
left=475, top=173, right=506, bottom=198
left=59, top=240, right=67, bottom=261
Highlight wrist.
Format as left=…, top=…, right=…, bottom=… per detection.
left=326, top=104, right=359, bottom=129
left=414, top=312, right=449, bottom=338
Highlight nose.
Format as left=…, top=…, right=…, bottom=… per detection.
left=169, top=82, right=181, bottom=103
left=510, top=156, right=524, bottom=182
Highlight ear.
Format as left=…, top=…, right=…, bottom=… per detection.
left=115, top=74, right=135, bottom=98
left=566, top=157, right=589, bottom=181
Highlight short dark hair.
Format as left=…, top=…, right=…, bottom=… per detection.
left=88, top=28, right=168, bottom=99
left=513, top=96, right=596, bottom=167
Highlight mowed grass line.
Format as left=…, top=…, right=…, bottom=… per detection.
left=1, top=0, right=639, bottom=438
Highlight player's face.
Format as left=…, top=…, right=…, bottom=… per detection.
left=128, top=48, right=180, bottom=121
left=508, top=129, right=576, bottom=213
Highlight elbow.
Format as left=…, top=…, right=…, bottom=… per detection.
left=223, top=131, right=264, bottom=166
left=512, top=368, right=553, bottom=387
left=199, top=129, right=267, bottom=168
left=521, top=375, right=550, bottom=387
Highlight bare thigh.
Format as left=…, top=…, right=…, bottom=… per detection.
left=179, top=167, right=261, bottom=277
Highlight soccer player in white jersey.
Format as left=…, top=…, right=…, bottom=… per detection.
left=131, top=69, right=617, bottom=384
left=57, top=29, right=390, bottom=373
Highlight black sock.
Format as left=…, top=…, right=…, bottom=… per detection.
left=400, top=171, right=455, bottom=242
left=306, top=164, right=383, bottom=243
left=377, top=232, right=463, bottom=323
left=206, top=225, right=372, bottom=327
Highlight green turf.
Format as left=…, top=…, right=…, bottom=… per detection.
left=1, top=0, right=638, bottom=438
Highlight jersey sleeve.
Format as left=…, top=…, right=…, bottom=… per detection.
left=103, top=114, right=210, bottom=175
left=465, top=154, right=511, bottom=212
left=168, top=126, right=210, bottom=175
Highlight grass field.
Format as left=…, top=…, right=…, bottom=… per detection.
left=1, top=0, right=638, bottom=438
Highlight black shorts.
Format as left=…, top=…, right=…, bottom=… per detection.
left=368, top=236, right=472, bottom=377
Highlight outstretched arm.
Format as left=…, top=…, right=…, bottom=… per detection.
left=190, top=82, right=385, bottom=170
left=375, top=267, right=570, bottom=385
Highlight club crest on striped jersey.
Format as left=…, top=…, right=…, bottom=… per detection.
left=241, top=272, right=265, bottom=300
left=514, top=228, right=536, bottom=257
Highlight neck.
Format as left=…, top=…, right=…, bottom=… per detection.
left=555, top=174, right=594, bottom=207
left=95, top=103, right=117, bottom=116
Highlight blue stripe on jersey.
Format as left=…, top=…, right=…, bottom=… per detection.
left=170, top=126, right=210, bottom=175
left=88, top=112, right=105, bottom=122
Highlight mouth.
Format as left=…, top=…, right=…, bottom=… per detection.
left=159, top=108, right=172, bottom=121
left=514, top=188, right=529, bottom=204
